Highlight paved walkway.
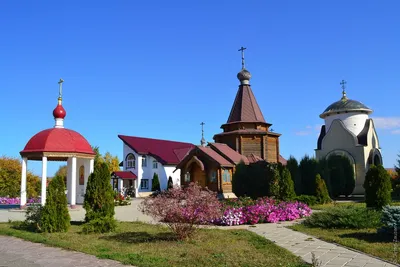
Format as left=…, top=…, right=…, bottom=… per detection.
left=0, top=236, right=134, bottom=267
left=248, top=221, right=398, bottom=267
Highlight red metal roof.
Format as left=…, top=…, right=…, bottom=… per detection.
left=118, top=135, right=194, bottom=165
left=227, top=85, right=266, bottom=123
left=208, top=143, right=249, bottom=164
left=20, top=128, right=95, bottom=155
left=198, top=146, right=234, bottom=167
left=112, top=171, right=137, bottom=180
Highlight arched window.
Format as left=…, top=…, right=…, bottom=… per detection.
left=79, top=166, right=85, bottom=185
left=126, top=154, right=136, bottom=169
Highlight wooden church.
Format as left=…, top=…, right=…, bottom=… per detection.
left=175, top=48, right=284, bottom=196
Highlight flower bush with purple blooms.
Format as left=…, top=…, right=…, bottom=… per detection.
left=215, top=197, right=312, bottom=226
left=0, top=197, right=40, bottom=205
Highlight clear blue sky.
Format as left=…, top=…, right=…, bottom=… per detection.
left=1, top=0, right=399, bottom=176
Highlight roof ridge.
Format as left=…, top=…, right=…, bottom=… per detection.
left=118, top=134, right=193, bottom=145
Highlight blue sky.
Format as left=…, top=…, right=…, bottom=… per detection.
left=0, top=0, right=399, bottom=176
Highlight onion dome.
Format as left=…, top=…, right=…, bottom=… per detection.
left=237, top=68, right=252, bottom=85
left=53, top=98, right=66, bottom=119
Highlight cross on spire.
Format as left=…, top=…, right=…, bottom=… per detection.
left=340, top=79, right=348, bottom=101
left=200, top=122, right=206, bottom=146
left=238, top=46, right=247, bottom=69
left=58, top=78, right=64, bottom=99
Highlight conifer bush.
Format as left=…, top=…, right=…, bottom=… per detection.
left=315, top=174, right=331, bottom=204
left=279, top=168, right=296, bottom=200
left=286, top=156, right=302, bottom=195
left=151, top=173, right=161, bottom=191
left=167, top=176, right=173, bottom=190
left=364, top=165, right=392, bottom=210
left=268, top=165, right=280, bottom=198
left=83, top=162, right=116, bottom=233
left=299, top=156, right=319, bottom=195
left=40, top=175, right=70, bottom=233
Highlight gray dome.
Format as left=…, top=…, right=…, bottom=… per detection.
left=237, top=68, right=251, bottom=83
left=320, top=98, right=372, bottom=118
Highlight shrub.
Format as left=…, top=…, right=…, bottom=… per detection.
left=222, top=196, right=256, bottom=209
left=279, top=168, right=296, bottom=201
left=139, top=182, right=222, bottom=240
left=364, top=165, right=392, bottom=209
left=268, top=165, right=280, bottom=198
left=83, top=162, right=116, bottom=233
left=167, top=176, right=173, bottom=190
left=327, top=155, right=355, bottom=197
left=380, top=206, right=400, bottom=234
left=23, top=204, right=43, bottom=232
left=396, top=153, right=400, bottom=178
left=40, top=175, right=70, bottom=233
left=286, top=156, right=302, bottom=195
left=293, top=195, right=318, bottom=206
left=299, top=155, right=319, bottom=195
left=303, top=206, right=382, bottom=229
left=151, top=173, right=161, bottom=191
left=315, top=174, right=331, bottom=204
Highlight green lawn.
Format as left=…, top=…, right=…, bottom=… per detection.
left=290, top=224, right=400, bottom=264
left=310, top=200, right=400, bottom=211
left=0, top=222, right=309, bottom=267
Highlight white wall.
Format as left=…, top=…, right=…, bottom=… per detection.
left=121, top=143, right=181, bottom=194
left=325, top=112, right=368, bottom=136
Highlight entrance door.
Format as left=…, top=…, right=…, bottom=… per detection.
left=191, top=164, right=206, bottom=188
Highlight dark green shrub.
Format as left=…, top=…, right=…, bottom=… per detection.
left=151, top=173, right=161, bottom=191
left=83, top=162, right=116, bottom=233
left=232, top=161, right=270, bottom=199
left=40, top=175, right=70, bottom=233
left=396, top=153, right=400, bottom=178
left=167, top=176, right=173, bottom=190
left=222, top=196, right=255, bottom=208
left=294, top=195, right=318, bottom=206
left=268, top=165, right=280, bottom=198
left=286, top=156, right=302, bottom=195
left=327, top=155, right=355, bottom=197
left=279, top=168, right=296, bottom=200
left=315, top=174, right=331, bottom=204
left=23, top=204, right=43, bottom=232
left=299, top=155, right=319, bottom=195
left=303, top=206, right=382, bottom=229
left=364, top=165, right=392, bottom=209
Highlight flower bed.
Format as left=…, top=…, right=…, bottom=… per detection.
left=0, top=197, right=40, bottom=205
left=215, top=197, right=312, bottom=226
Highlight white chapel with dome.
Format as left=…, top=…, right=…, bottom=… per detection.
left=315, top=80, right=382, bottom=195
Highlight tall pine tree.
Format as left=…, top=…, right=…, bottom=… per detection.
left=83, top=162, right=116, bottom=233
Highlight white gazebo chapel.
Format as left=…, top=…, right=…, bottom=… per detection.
left=19, top=79, right=95, bottom=208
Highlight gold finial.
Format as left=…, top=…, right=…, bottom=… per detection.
left=238, top=46, right=247, bottom=69
left=58, top=78, right=64, bottom=101
left=340, top=79, right=347, bottom=101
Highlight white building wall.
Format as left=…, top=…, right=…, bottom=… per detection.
left=121, top=143, right=181, bottom=196
left=324, top=112, right=368, bottom=136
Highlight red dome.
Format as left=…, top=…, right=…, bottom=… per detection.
left=53, top=104, right=66, bottom=119
left=20, top=128, right=95, bottom=155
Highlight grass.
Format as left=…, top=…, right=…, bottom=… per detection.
left=290, top=224, right=400, bottom=264
left=310, top=200, right=400, bottom=211
left=0, top=221, right=309, bottom=267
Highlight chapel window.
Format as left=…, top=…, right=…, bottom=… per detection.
left=153, top=160, right=158, bottom=169
left=126, top=154, right=136, bottom=169
left=184, top=172, right=191, bottom=183
left=142, top=155, right=147, bottom=167
left=222, top=170, right=231, bottom=183
left=209, top=171, right=217, bottom=183
left=140, top=179, right=149, bottom=189
left=79, top=165, right=85, bottom=185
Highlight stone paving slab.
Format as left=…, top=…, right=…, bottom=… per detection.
left=248, top=221, right=399, bottom=267
left=0, top=236, right=134, bottom=267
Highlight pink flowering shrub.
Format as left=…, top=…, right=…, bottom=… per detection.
left=0, top=197, right=40, bottom=205
left=139, top=182, right=222, bottom=239
left=216, top=197, right=312, bottom=226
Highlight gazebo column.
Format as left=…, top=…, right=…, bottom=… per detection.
left=20, top=157, right=28, bottom=207
left=70, top=156, right=77, bottom=207
left=89, top=158, right=94, bottom=173
left=118, top=179, right=124, bottom=193
left=41, top=156, right=48, bottom=205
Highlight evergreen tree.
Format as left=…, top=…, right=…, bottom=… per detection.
left=327, top=155, right=355, bottom=197
left=364, top=165, right=392, bottom=210
left=299, top=155, right=319, bottom=195
left=151, top=173, right=161, bottom=191
left=83, top=162, right=116, bottom=233
left=279, top=167, right=296, bottom=200
left=167, top=176, right=174, bottom=190
left=40, top=175, right=70, bottom=233
left=232, top=161, right=248, bottom=197
left=286, top=156, right=302, bottom=195
left=396, top=154, right=400, bottom=178
left=268, top=165, right=280, bottom=198
left=315, top=174, right=331, bottom=204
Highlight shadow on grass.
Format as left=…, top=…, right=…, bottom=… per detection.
left=101, top=231, right=177, bottom=244
left=339, top=231, right=392, bottom=243
left=70, top=221, right=85, bottom=226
